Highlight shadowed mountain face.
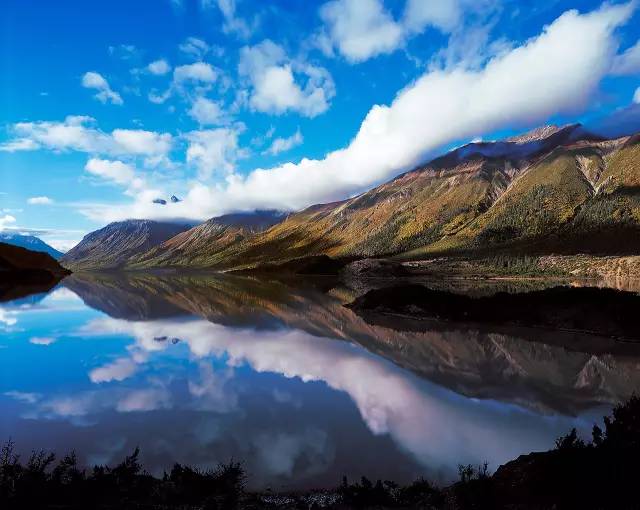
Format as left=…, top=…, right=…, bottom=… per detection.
left=62, top=272, right=640, bottom=416
left=0, top=242, right=70, bottom=301
left=106, top=124, right=639, bottom=271
left=0, top=233, right=63, bottom=259
left=60, top=220, right=192, bottom=270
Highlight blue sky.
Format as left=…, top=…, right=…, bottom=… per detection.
left=1, top=0, right=640, bottom=251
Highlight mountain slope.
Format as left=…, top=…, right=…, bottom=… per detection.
left=214, top=124, right=639, bottom=269
left=0, top=233, right=64, bottom=259
left=61, top=220, right=192, bottom=270
left=74, top=123, right=640, bottom=271
left=129, top=211, right=285, bottom=268
left=134, top=123, right=620, bottom=270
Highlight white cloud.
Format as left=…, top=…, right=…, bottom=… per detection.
left=319, top=0, right=404, bottom=63
left=111, top=129, right=173, bottom=157
left=264, top=129, right=303, bottom=155
left=116, top=388, right=171, bottom=412
left=611, top=39, right=640, bottom=75
left=239, top=40, right=335, bottom=117
left=179, top=37, right=211, bottom=60
left=185, top=128, right=244, bottom=179
left=317, top=0, right=490, bottom=63
left=85, top=158, right=136, bottom=185
left=27, top=196, right=53, bottom=205
left=174, top=62, right=217, bottom=84
left=189, top=96, right=227, bottom=125
left=634, top=86, right=640, bottom=104
left=147, top=59, right=171, bottom=75
left=0, top=214, right=17, bottom=231
left=212, top=0, right=252, bottom=39
left=30, top=336, right=56, bottom=346
left=0, top=138, right=39, bottom=151
left=402, top=0, right=462, bottom=33
left=149, top=62, right=218, bottom=104
left=93, top=2, right=634, bottom=223
left=0, top=116, right=173, bottom=164
left=90, top=357, right=138, bottom=383
left=81, top=71, right=123, bottom=105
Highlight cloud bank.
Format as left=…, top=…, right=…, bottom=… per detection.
left=95, top=2, right=633, bottom=223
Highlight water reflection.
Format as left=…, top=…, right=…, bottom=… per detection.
left=1, top=273, right=639, bottom=489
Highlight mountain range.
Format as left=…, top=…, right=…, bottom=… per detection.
left=0, top=233, right=64, bottom=259
left=60, top=123, right=640, bottom=272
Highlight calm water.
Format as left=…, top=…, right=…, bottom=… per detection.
left=1, top=273, right=639, bottom=490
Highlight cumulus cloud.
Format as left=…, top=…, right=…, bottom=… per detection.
left=211, top=0, right=252, bottom=39
left=402, top=0, right=462, bottom=34
left=0, top=116, right=173, bottom=165
left=185, top=128, right=244, bottom=179
left=174, top=62, right=217, bottom=84
left=147, top=59, right=171, bottom=75
left=99, top=2, right=633, bottom=223
left=90, top=357, right=138, bottom=383
left=263, top=129, right=303, bottom=156
left=0, top=214, right=17, bottom=231
left=611, top=39, right=640, bottom=75
left=189, top=96, right=228, bottom=125
left=27, top=196, right=53, bottom=205
left=81, top=71, right=123, bottom=105
left=239, top=40, right=335, bottom=117
left=318, top=0, right=404, bottom=62
left=149, top=62, right=218, bottom=104
left=179, top=37, right=211, bottom=60
left=318, top=0, right=472, bottom=62
left=85, top=158, right=137, bottom=186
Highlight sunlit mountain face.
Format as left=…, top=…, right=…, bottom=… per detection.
left=1, top=274, right=638, bottom=490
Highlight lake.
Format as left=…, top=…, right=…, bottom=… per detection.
left=1, top=273, right=639, bottom=490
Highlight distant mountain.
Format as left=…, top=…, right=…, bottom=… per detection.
left=60, top=220, right=192, bottom=270
left=129, top=211, right=286, bottom=268
left=0, top=242, right=70, bottom=301
left=0, top=233, right=64, bottom=259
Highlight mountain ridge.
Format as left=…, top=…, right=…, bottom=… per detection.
left=64, top=123, right=640, bottom=272
left=61, top=219, right=193, bottom=270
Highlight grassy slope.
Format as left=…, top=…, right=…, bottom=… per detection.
left=129, top=134, right=640, bottom=271
left=131, top=160, right=512, bottom=269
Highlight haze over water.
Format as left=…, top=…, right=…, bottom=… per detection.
left=1, top=274, right=639, bottom=490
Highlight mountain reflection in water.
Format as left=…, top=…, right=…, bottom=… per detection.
left=1, top=272, right=639, bottom=490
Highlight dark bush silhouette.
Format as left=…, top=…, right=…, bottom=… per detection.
left=0, top=442, right=245, bottom=509
left=2, top=395, right=640, bottom=508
